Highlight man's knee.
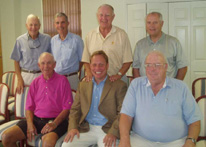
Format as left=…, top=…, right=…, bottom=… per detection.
left=42, top=132, right=58, bottom=147
left=2, top=126, right=25, bottom=145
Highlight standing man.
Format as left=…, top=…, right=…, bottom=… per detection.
left=11, top=14, right=51, bottom=93
left=82, top=4, right=133, bottom=82
left=119, top=51, right=201, bottom=147
left=62, top=51, right=127, bottom=147
left=133, top=12, right=188, bottom=80
left=51, top=12, right=84, bottom=90
left=2, top=53, right=73, bottom=147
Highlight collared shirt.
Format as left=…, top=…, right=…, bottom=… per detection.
left=51, top=32, right=84, bottom=75
left=82, top=26, right=133, bottom=76
left=121, top=76, right=201, bottom=142
left=10, top=32, right=51, bottom=71
left=85, top=76, right=108, bottom=126
left=26, top=72, right=73, bottom=118
left=133, top=32, right=188, bottom=78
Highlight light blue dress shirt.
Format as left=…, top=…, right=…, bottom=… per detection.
left=121, top=76, right=201, bottom=142
left=51, top=32, right=83, bottom=75
left=133, top=32, right=188, bottom=78
left=10, top=33, right=51, bottom=71
left=86, top=76, right=108, bottom=126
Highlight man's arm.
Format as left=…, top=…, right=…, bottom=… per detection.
left=41, top=109, right=70, bottom=134
left=132, top=68, right=140, bottom=78
left=26, top=110, right=37, bottom=141
left=14, top=61, right=24, bottom=94
left=110, top=62, right=132, bottom=82
left=176, top=67, right=187, bottom=80
left=83, top=62, right=92, bottom=81
left=119, top=113, right=133, bottom=147
left=183, top=120, right=200, bottom=147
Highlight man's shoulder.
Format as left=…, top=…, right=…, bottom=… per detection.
left=164, top=33, right=180, bottom=42
left=109, top=79, right=127, bottom=87
left=167, top=77, right=188, bottom=89
left=16, top=33, right=27, bottom=41
left=39, top=33, right=51, bottom=39
left=68, top=32, right=83, bottom=42
left=51, top=34, right=59, bottom=41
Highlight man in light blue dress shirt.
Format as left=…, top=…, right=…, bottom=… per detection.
left=119, top=50, right=201, bottom=147
left=51, top=12, right=83, bottom=90
left=62, top=51, right=127, bottom=147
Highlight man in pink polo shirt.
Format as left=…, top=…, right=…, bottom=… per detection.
left=2, top=52, right=73, bottom=147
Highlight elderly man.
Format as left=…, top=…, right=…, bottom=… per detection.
left=11, top=14, right=51, bottom=94
left=2, top=53, right=73, bottom=147
left=119, top=51, right=201, bottom=147
left=62, top=51, right=127, bottom=147
left=51, top=12, right=84, bottom=90
left=133, top=12, right=188, bottom=80
left=82, top=4, right=133, bottom=83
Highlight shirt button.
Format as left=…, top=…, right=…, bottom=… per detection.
left=45, top=87, right=47, bottom=89
left=46, top=93, right=47, bottom=95
left=95, top=97, right=98, bottom=99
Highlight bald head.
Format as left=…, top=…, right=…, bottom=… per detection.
left=97, top=4, right=114, bottom=16
left=38, top=52, right=55, bottom=64
left=145, top=50, right=167, bottom=64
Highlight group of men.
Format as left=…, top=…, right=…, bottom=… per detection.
left=1, top=3, right=201, bottom=147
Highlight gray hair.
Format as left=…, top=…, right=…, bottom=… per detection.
left=97, top=4, right=114, bottom=16
left=147, top=12, right=163, bottom=22
left=26, top=14, right=41, bottom=24
left=145, top=50, right=167, bottom=64
left=38, top=52, right=55, bottom=64
left=54, top=12, right=68, bottom=22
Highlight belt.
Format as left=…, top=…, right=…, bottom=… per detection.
left=36, top=116, right=55, bottom=121
left=21, top=69, right=41, bottom=73
left=64, top=72, right=78, bottom=77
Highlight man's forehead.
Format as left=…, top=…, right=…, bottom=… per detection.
left=27, top=18, right=39, bottom=24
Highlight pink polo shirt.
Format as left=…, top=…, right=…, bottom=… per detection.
left=26, top=72, right=73, bottom=118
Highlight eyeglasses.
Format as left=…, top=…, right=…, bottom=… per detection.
left=144, top=63, right=166, bottom=69
left=28, top=38, right=41, bottom=49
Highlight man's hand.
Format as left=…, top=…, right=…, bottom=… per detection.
left=41, top=122, right=57, bottom=134
left=182, top=140, right=195, bottom=147
left=109, top=74, right=121, bottom=82
left=17, top=78, right=24, bottom=94
left=64, top=129, right=80, bottom=143
left=27, top=123, right=37, bottom=142
left=103, top=134, right=117, bottom=147
left=85, top=72, right=92, bottom=82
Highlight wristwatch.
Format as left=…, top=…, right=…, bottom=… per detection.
left=186, top=138, right=196, bottom=144
left=117, top=72, right=122, bottom=76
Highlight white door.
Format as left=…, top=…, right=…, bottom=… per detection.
left=190, top=1, right=206, bottom=84
left=127, top=3, right=146, bottom=75
left=127, top=3, right=146, bottom=52
left=169, top=1, right=206, bottom=88
left=169, top=2, right=191, bottom=87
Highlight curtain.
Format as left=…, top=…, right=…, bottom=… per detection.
left=42, top=0, right=81, bottom=37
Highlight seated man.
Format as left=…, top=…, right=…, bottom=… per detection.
left=62, top=51, right=127, bottom=147
left=119, top=50, right=201, bottom=147
left=2, top=52, right=73, bottom=147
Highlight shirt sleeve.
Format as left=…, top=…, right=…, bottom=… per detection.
left=174, top=39, right=188, bottom=69
left=10, top=39, right=22, bottom=61
left=120, top=80, right=137, bottom=117
left=122, top=31, right=133, bottom=63
left=62, top=77, right=73, bottom=110
left=132, top=41, right=141, bottom=69
left=81, top=34, right=91, bottom=63
left=77, top=36, right=84, bottom=62
left=182, top=85, right=202, bottom=125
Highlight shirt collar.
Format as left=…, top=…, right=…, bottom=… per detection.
left=41, top=71, right=57, bottom=81
left=147, top=32, right=165, bottom=45
left=92, top=75, right=108, bottom=85
left=57, top=32, right=70, bottom=41
left=146, top=76, right=167, bottom=88
left=96, top=25, right=116, bottom=34
left=26, top=32, right=40, bottom=40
